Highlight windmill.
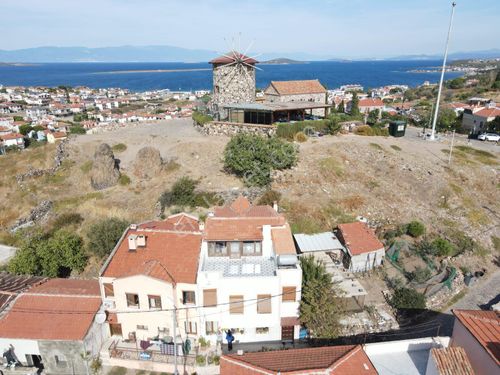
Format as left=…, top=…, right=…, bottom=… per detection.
left=209, top=37, right=262, bottom=119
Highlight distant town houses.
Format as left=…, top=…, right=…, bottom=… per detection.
left=461, top=99, right=500, bottom=133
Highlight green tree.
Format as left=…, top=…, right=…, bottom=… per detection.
left=337, top=100, right=345, bottom=113
left=447, top=77, right=465, bottom=89
left=488, top=116, right=500, bottom=132
left=390, top=287, right=426, bottom=310
left=13, top=116, right=24, bottom=122
left=350, top=92, right=360, bottom=117
left=18, top=124, right=33, bottom=135
left=86, top=218, right=129, bottom=258
left=431, top=238, right=455, bottom=257
left=367, top=109, right=380, bottom=125
left=436, top=108, right=458, bottom=132
left=224, top=134, right=297, bottom=187
left=299, top=256, right=343, bottom=338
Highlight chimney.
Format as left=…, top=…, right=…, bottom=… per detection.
left=199, top=222, right=205, bottom=231
left=136, top=234, right=146, bottom=247
left=273, top=201, right=278, bottom=212
left=130, top=224, right=138, bottom=230
left=128, top=235, right=137, bottom=251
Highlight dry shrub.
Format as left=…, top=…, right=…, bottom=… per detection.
left=294, top=131, right=308, bottom=143
left=339, top=195, right=365, bottom=211
left=319, top=157, right=344, bottom=178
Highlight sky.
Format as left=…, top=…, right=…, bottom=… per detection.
left=1, top=0, right=499, bottom=58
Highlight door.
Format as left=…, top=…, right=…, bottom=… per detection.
left=281, top=326, right=294, bottom=341
left=110, top=323, right=123, bottom=336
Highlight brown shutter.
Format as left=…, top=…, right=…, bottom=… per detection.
left=229, top=295, right=244, bottom=314
left=203, top=289, right=217, bottom=307
left=257, top=294, right=272, bottom=314
left=282, top=287, right=296, bottom=302
left=104, top=283, right=114, bottom=297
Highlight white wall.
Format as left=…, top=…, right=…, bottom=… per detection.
left=0, top=338, right=40, bottom=364
left=350, top=248, right=385, bottom=273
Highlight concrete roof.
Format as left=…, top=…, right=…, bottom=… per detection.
left=224, top=101, right=331, bottom=112
left=294, top=232, right=345, bottom=253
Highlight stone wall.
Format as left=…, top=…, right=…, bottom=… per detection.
left=194, top=120, right=276, bottom=137
left=265, top=92, right=328, bottom=117
left=38, top=340, right=87, bottom=375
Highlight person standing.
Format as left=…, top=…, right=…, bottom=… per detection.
left=225, top=330, right=234, bottom=351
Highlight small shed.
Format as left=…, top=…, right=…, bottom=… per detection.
left=293, top=232, right=345, bottom=264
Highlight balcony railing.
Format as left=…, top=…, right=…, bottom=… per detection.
left=108, top=340, right=196, bottom=366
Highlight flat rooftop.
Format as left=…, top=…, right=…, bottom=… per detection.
left=224, top=101, right=331, bottom=112
left=202, top=257, right=277, bottom=277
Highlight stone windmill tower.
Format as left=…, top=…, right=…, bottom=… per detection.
left=209, top=51, right=259, bottom=120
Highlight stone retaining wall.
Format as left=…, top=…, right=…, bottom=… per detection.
left=194, top=120, right=276, bottom=137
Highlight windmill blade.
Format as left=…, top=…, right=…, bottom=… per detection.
left=241, top=60, right=263, bottom=71
left=242, top=53, right=262, bottom=62
left=242, top=40, right=255, bottom=58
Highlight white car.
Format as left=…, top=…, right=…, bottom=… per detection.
left=478, top=133, right=500, bottom=142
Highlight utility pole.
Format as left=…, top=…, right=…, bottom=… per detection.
left=448, top=130, right=455, bottom=164
left=430, top=2, right=456, bottom=141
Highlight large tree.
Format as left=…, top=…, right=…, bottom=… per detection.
left=86, top=218, right=129, bottom=258
left=299, top=256, right=344, bottom=339
left=350, top=92, right=360, bottom=117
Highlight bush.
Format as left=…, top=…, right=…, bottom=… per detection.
left=294, top=131, right=307, bottom=142
left=223, top=134, right=297, bottom=187
left=70, top=125, right=86, bottom=134
left=118, top=174, right=131, bottom=186
left=52, top=213, right=84, bottom=231
left=257, top=190, right=282, bottom=206
left=112, top=143, right=127, bottom=152
left=8, top=229, right=87, bottom=277
left=431, top=238, right=455, bottom=257
left=192, top=111, right=213, bottom=126
left=406, top=221, right=426, bottom=237
left=390, top=287, right=426, bottom=310
left=276, top=120, right=328, bottom=140
left=86, top=218, right=129, bottom=258
left=407, top=266, right=431, bottom=283
left=159, top=177, right=220, bottom=211
left=354, top=125, right=389, bottom=136
left=195, top=355, right=206, bottom=366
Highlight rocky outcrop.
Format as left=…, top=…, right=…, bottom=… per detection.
left=194, top=121, right=276, bottom=137
left=133, top=147, right=163, bottom=180
left=90, top=143, right=120, bottom=190
left=10, top=200, right=53, bottom=232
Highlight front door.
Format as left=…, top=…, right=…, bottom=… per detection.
left=110, top=323, right=123, bottom=336
left=281, top=325, right=294, bottom=341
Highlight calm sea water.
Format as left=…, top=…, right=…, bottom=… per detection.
left=0, top=61, right=462, bottom=92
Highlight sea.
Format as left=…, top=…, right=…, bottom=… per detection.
left=0, top=60, right=463, bottom=92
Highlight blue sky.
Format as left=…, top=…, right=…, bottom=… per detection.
left=1, top=0, right=499, bottom=58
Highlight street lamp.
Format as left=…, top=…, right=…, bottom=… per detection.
left=429, top=2, right=456, bottom=141
left=143, top=260, right=179, bottom=375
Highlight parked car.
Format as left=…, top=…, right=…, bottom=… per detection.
left=478, top=133, right=500, bottom=141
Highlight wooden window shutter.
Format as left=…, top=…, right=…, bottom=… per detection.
left=257, top=294, right=272, bottom=314
left=203, top=289, right=217, bottom=307
left=282, top=286, right=296, bottom=302
left=229, top=295, right=244, bottom=314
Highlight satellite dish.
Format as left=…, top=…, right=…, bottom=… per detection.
left=94, top=310, right=107, bottom=324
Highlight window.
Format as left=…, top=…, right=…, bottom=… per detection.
left=256, top=327, right=269, bottom=334
left=229, top=295, right=244, bottom=314
left=205, top=321, right=217, bottom=334
left=148, top=295, right=162, bottom=309
left=203, top=289, right=217, bottom=307
left=229, top=242, right=240, bottom=258
left=103, top=283, right=114, bottom=297
left=282, top=287, right=296, bottom=302
left=126, top=293, right=139, bottom=308
left=242, top=241, right=262, bottom=256
left=136, top=325, right=148, bottom=330
left=185, top=321, right=197, bottom=334
left=158, top=327, right=169, bottom=334
left=257, top=294, right=272, bottom=314
left=55, top=355, right=67, bottom=368
left=208, top=241, right=227, bottom=257
left=182, top=291, right=196, bottom=305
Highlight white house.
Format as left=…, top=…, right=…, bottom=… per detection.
left=336, top=222, right=385, bottom=273
left=197, top=196, right=302, bottom=344
left=0, top=133, right=24, bottom=149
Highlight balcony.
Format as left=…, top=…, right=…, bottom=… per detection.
left=201, top=257, right=276, bottom=278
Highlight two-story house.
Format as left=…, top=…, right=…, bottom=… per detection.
left=99, top=213, right=202, bottom=345
left=197, top=196, right=302, bottom=343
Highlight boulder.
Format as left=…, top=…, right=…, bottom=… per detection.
left=133, top=147, right=163, bottom=180
left=90, top=143, right=120, bottom=190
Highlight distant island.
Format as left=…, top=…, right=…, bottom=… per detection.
left=260, top=58, right=307, bottom=65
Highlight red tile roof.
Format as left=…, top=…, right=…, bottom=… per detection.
left=430, top=347, right=474, bottom=375
left=453, top=309, right=500, bottom=365
left=0, top=132, right=23, bottom=140
left=210, top=51, right=258, bottom=65
left=102, top=218, right=202, bottom=284
left=269, top=80, right=326, bottom=95
left=221, top=345, right=377, bottom=374
left=0, top=294, right=101, bottom=340
left=139, top=213, right=200, bottom=232
left=358, top=98, right=384, bottom=107
left=474, top=107, right=500, bottom=118
left=337, top=222, right=384, bottom=255
left=271, top=223, right=296, bottom=255
left=27, top=278, right=100, bottom=296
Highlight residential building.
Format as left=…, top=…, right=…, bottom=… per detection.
left=0, top=133, right=24, bottom=149
left=264, top=80, right=328, bottom=116
left=0, top=278, right=107, bottom=375
left=461, top=106, right=500, bottom=133
left=46, top=131, right=67, bottom=143
left=352, top=98, right=385, bottom=115
left=197, top=196, right=302, bottom=343
left=220, top=344, right=378, bottom=374
left=99, top=213, right=202, bottom=343
left=336, top=222, right=385, bottom=272
left=450, top=309, right=499, bottom=375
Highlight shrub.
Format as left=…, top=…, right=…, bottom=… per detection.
left=406, top=221, right=426, bottom=237
left=354, top=125, right=389, bottom=136
left=111, top=143, right=127, bottom=152
left=390, top=145, right=402, bottom=151
left=86, top=218, right=129, bottom=258
left=212, top=355, right=220, bottom=365
left=390, top=287, right=426, bottom=310
left=224, top=134, right=297, bottom=187
left=407, top=266, right=431, bottom=283
left=118, top=174, right=131, bottom=186
left=80, top=160, right=93, bottom=174
left=294, top=131, right=307, bottom=142
left=52, top=213, right=84, bottom=231
left=195, top=355, right=206, bottom=366
left=257, top=190, right=282, bottom=206
left=192, top=111, right=213, bottom=126
left=159, top=177, right=220, bottom=211
left=70, top=125, right=86, bottom=134
left=431, top=238, right=455, bottom=257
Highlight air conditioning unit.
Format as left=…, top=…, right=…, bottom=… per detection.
left=128, top=235, right=137, bottom=251
left=103, top=299, right=115, bottom=310
left=136, top=235, right=146, bottom=247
